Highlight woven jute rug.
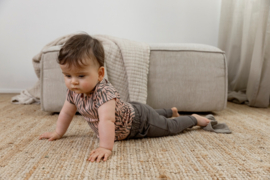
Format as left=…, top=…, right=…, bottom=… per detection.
left=0, top=94, right=270, bottom=180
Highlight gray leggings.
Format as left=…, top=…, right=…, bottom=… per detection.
left=125, top=101, right=197, bottom=140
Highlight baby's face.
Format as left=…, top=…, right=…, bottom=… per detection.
left=60, top=60, right=104, bottom=95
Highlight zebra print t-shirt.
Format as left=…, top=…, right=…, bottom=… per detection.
left=66, top=78, right=135, bottom=141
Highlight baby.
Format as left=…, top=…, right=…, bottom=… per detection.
left=39, top=33, right=211, bottom=163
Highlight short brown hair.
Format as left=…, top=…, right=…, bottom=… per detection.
left=57, top=33, right=104, bottom=69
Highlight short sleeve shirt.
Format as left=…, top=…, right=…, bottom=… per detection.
left=66, top=78, right=135, bottom=141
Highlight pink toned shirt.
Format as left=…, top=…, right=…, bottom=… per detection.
left=66, top=78, right=135, bottom=141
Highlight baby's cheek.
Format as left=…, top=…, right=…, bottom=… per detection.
left=64, top=79, right=70, bottom=88
left=81, top=81, right=92, bottom=90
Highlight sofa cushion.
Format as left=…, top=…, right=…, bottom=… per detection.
left=147, top=43, right=227, bottom=112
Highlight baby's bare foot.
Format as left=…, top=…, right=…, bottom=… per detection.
left=191, top=114, right=211, bottom=127
left=171, top=107, right=180, bottom=117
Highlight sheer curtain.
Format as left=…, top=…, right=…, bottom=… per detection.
left=218, top=0, right=270, bottom=108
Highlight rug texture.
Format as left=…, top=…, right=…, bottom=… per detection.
left=0, top=94, right=270, bottom=179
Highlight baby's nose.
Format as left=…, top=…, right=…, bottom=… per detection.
left=71, top=78, right=79, bottom=84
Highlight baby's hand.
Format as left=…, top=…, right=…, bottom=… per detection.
left=39, top=131, right=61, bottom=141
left=88, top=147, right=112, bottom=162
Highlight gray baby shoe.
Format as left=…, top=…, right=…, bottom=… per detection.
left=202, top=114, right=232, bottom=134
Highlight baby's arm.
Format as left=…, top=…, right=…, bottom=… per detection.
left=88, top=99, right=116, bottom=162
left=39, top=99, right=77, bottom=141
left=98, top=99, right=116, bottom=150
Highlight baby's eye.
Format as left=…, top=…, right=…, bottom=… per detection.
left=78, top=75, right=85, bottom=78
left=65, top=75, right=71, bottom=78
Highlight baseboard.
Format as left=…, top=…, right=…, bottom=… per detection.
left=0, top=89, right=23, bottom=93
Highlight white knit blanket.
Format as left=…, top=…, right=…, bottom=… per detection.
left=11, top=33, right=150, bottom=105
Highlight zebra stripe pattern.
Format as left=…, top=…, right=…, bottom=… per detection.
left=66, top=78, right=135, bottom=141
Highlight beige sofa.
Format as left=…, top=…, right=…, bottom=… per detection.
left=40, top=43, right=227, bottom=113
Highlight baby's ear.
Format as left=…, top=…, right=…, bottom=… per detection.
left=98, top=66, right=105, bottom=81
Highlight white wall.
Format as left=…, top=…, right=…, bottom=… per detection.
left=0, top=0, right=221, bottom=93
